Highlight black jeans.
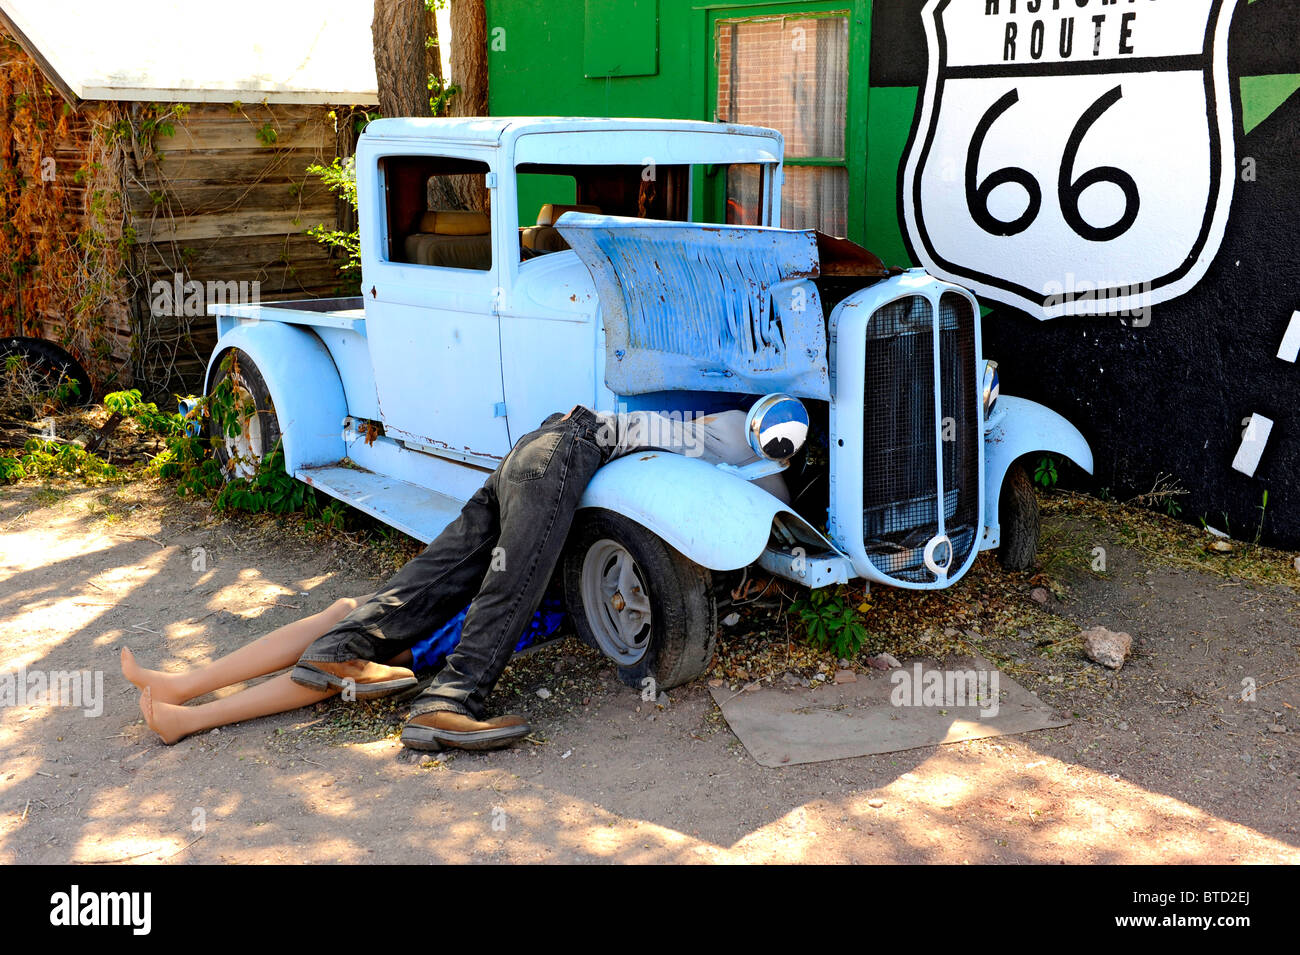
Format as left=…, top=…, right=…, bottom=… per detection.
left=296, top=407, right=612, bottom=719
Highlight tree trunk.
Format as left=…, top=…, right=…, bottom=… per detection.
left=373, top=0, right=432, bottom=119
left=446, top=0, right=489, bottom=210
left=449, top=0, right=489, bottom=118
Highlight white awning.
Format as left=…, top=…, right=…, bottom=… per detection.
left=0, top=0, right=379, bottom=104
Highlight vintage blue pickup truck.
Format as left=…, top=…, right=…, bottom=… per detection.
left=204, top=116, right=1092, bottom=689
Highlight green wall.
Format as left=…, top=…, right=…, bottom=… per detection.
left=485, top=0, right=903, bottom=259
left=487, top=0, right=708, bottom=123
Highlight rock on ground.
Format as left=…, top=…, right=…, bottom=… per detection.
left=1080, top=626, right=1133, bottom=670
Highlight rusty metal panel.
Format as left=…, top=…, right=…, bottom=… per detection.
left=558, top=213, right=830, bottom=399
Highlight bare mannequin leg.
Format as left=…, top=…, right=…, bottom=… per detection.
left=129, top=593, right=427, bottom=745
left=136, top=653, right=421, bottom=745
left=121, top=595, right=373, bottom=704
left=139, top=675, right=332, bottom=745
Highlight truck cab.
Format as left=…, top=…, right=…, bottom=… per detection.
left=353, top=116, right=787, bottom=464
left=206, top=116, right=1093, bottom=690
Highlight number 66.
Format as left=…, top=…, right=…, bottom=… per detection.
left=966, top=85, right=1140, bottom=242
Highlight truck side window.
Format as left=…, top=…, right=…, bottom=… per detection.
left=380, top=156, right=493, bottom=271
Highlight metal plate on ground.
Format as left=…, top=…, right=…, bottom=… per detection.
left=710, top=655, right=1068, bottom=767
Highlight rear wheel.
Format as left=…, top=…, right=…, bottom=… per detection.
left=207, top=349, right=281, bottom=480
left=562, top=509, right=717, bottom=691
left=997, top=461, right=1040, bottom=571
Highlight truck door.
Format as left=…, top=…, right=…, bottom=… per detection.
left=363, top=153, right=511, bottom=466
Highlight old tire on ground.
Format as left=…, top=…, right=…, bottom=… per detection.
left=997, top=460, right=1040, bottom=571
left=562, top=508, right=717, bottom=692
left=208, top=348, right=282, bottom=480
left=0, top=336, right=93, bottom=406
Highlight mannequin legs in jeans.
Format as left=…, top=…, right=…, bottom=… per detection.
left=290, top=406, right=612, bottom=750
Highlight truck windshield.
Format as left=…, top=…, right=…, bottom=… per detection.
left=516, top=162, right=690, bottom=259
left=720, top=163, right=766, bottom=226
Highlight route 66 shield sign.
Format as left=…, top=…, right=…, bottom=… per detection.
left=902, top=0, right=1240, bottom=320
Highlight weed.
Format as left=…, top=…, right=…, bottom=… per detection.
left=1132, top=472, right=1187, bottom=518
left=0, top=456, right=24, bottom=483
left=791, top=587, right=869, bottom=658
left=1033, top=455, right=1058, bottom=489
left=20, top=437, right=120, bottom=483
left=214, top=442, right=309, bottom=514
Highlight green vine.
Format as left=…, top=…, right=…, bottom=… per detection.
left=305, top=156, right=361, bottom=282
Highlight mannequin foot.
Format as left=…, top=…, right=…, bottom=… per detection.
left=138, top=687, right=191, bottom=745
left=121, top=647, right=189, bottom=704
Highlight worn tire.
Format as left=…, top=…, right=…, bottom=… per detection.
left=208, top=348, right=282, bottom=480
left=562, top=509, right=717, bottom=692
left=997, top=461, right=1040, bottom=571
left=0, top=336, right=93, bottom=405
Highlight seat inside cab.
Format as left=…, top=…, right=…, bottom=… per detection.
left=381, top=155, right=493, bottom=271
left=403, top=210, right=492, bottom=270
left=520, top=203, right=601, bottom=255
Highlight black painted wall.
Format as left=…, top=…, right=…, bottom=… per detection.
left=873, top=0, right=1300, bottom=547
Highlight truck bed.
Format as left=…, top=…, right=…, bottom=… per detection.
left=208, top=296, right=365, bottom=332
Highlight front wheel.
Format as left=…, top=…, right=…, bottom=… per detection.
left=997, top=461, right=1040, bottom=571
left=207, top=348, right=282, bottom=480
left=562, top=509, right=717, bottom=691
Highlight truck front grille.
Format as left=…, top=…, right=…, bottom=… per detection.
left=860, top=293, right=978, bottom=583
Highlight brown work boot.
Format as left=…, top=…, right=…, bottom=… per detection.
left=401, top=710, right=530, bottom=752
left=291, top=659, right=417, bottom=699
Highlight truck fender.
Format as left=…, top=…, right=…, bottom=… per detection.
left=204, top=322, right=347, bottom=474
left=983, top=395, right=1093, bottom=546
left=578, top=451, right=837, bottom=572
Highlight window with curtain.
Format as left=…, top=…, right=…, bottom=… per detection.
left=716, top=12, right=849, bottom=236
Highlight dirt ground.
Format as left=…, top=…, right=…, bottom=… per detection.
left=1, top=479, right=1298, bottom=864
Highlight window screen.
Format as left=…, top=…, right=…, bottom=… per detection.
left=716, top=13, right=850, bottom=236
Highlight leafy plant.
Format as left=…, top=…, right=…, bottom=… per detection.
left=214, top=442, right=308, bottom=514
left=791, top=587, right=869, bottom=658
left=307, top=498, right=348, bottom=532
left=0, top=456, right=24, bottom=483
left=305, top=156, right=362, bottom=282
left=1033, top=455, right=1059, bottom=489
left=103, top=388, right=181, bottom=435
left=20, top=437, right=119, bottom=483
left=133, top=363, right=320, bottom=520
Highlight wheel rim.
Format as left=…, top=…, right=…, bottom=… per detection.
left=580, top=538, right=653, bottom=665
left=222, top=375, right=264, bottom=479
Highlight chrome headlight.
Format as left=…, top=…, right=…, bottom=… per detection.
left=746, top=393, right=809, bottom=462
left=982, top=360, right=1000, bottom=419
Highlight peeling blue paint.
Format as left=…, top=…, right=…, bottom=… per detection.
left=558, top=213, right=830, bottom=399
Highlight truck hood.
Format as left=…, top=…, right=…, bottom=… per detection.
left=556, top=213, right=831, bottom=400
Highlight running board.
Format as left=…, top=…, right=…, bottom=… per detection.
left=296, top=465, right=466, bottom=544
